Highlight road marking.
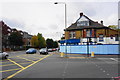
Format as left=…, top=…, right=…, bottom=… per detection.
left=0, top=61, right=11, bottom=63
left=110, top=58, right=118, bottom=62
left=0, top=62, right=32, bottom=67
left=0, top=68, right=21, bottom=72
left=107, top=74, right=110, bottom=75
left=17, top=56, right=35, bottom=62
left=103, top=70, right=106, bottom=72
left=7, top=59, right=24, bottom=69
left=4, top=54, right=51, bottom=80
left=27, top=56, right=43, bottom=59
left=100, top=68, right=103, bottom=70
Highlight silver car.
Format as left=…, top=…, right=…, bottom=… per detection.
left=39, top=48, right=48, bottom=55
left=0, top=52, right=9, bottom=59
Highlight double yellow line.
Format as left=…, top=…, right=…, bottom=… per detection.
left=4, top=54, right=51, bottom=80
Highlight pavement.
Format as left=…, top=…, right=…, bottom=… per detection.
left=0, top=51, right=119, bottom=80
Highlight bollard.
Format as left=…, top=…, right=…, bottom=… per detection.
left=91, top=52, right=95, bottom=57
left=60, top=52, right=64, bottom=57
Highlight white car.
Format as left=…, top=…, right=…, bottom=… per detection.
left=39, top=48, right=48, bottom=55
left=0, top=52, right=9, bottom=59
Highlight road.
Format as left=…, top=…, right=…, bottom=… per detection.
left=0, top=51, right=119, bottom=80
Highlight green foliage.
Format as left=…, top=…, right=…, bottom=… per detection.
left=37, top=33, right=46, bottom=48
left=46, top=38, right=58, bottom=48
left=8, top=32, right=24, bottom=46
left=108, top=25, right=118, bottom=29
left=31, top=33, right=46, bottom=48
left=53, top=41, right=58, bottom=48
left=31, top=35, right=39, bottom=47
left=46, top=38, right=54, bottom=48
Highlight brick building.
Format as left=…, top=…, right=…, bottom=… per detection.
left=0, top=21, right=12, bottom=51
left=0, top=21, right=32, bottom=51
left=60, top=13, right=119, bottom=45
left=23, top=31, right=32, bottom=46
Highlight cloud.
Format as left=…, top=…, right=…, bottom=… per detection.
left=1, top=17, right=25, bottom=30
left=48, top=24, right=58, bottom=30
left=0, top=1, right=118, bottom=40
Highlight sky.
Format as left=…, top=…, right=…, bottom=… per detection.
left=0, top=0, right=119, bottom=40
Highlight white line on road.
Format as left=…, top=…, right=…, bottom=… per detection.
left=103, top=70, right=105, bottom=72
left=110, top=58, right=118, bottom=62
left=107, top=73, right=110, bottom=75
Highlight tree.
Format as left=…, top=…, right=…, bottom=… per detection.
left=53, top=41, right=58, bottom=48
left=41, top=37, right=46, bottom=48
left=46, top=38, right=54, bottom=48
left=31, top=35, right=39, bottom=47
left=37, top=33, right=46, bottom=48
left=8, top=32, right=23, bottom=46
left=46, top=39, right=58, bottom=48
left=108, top=25, right=118, bottom=29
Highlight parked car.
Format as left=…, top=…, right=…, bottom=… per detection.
left=26, top=48, right=37, bottom=54
left=0, top=52, right=9, bottom=59
left=48, top=48, right=53, bottom=52
left=39, top=48, right=48, bottom=55
left=52, top=48, right=57, bottom=51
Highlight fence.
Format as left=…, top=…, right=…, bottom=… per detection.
left=60, top=44, right=119, bottom=55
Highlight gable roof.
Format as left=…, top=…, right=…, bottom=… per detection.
left=65, top=13, right=109, bottom=31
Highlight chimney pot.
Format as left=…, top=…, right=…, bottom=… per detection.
left=101, top=20, right=103, bottom=25
left=80, top=12, right=83, bottom=17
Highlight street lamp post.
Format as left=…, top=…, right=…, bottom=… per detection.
left=54, top=2, right=67, bottom=57
left=118, top=19, right=120, bottom=55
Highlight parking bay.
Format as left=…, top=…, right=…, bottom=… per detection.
left=0, top=53, right=49, bottom=79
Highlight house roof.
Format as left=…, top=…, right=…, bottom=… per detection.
left=65, top=13, right=109, bottom=31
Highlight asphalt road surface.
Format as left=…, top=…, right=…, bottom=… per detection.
left=0, top=51, right=119, bottom=80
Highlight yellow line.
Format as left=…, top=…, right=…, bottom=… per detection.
left=0, top=61, right=10, bottom=63
left=17, top=56, right=35, bottom=62
left=0, top=62, right=32, bottom=67
left=0, top=68, right=21, bottom=72
left=7, top=59, right=24, bottom=69
left=27, top=56, right=42, bottom=59
left=4, top=54, right=51, bottom=80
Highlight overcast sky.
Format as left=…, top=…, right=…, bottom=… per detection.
left=0, top=0, right=119, bottom=40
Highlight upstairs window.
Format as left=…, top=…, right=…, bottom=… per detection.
left=77, top=21, right=89, bottom=26
left=69, top=31, right=76, bottom=39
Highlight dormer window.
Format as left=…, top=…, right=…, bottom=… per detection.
left=77, top=15, right=89, bottom=26
left=77, top=21, right=89, bottom=26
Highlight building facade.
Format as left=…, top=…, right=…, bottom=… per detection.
left=23, top=32, right=32, bottom=46
left=0, top=21, right=32, bottom=51
left=0, top=21, right=12, bottom=51
left=60, top=13, right=119, bottom=45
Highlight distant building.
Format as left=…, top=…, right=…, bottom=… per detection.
left=0, top=21, right=12, bottom=51
left=0, top=21, right=32, bottom=51
left=23, top=31, right=32, bottom=46
left=60, top=13, right=119, bottom=45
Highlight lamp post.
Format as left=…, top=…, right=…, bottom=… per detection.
left=54, top=2, right=67, bottom=57
left=118, top=19, right=120, bottom=55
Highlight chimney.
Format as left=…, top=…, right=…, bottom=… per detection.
left=80, top=12, right=83, bottom=17
left=101, top=20, right=103, bottom=25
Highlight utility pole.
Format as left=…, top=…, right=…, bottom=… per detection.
left=54, top=2, right=67, bottom=57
